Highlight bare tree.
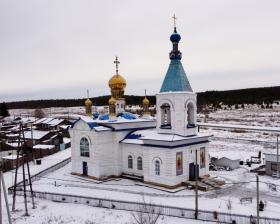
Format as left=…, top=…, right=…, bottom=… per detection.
left=131, top=196, right=161, bottom=224
left=33, top=108, right=45, bottom=118
left=227, top=199, right=232, bottom=211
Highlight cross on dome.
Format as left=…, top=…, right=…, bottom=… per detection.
left=172, top=14, right=177, bottom=29
left=114, top=56, right=120, bottom=73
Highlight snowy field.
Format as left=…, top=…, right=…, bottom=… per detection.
left=8, top=197, right=206, bottom=224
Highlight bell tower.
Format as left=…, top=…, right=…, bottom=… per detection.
left=156, top=15, right=197, bottom=136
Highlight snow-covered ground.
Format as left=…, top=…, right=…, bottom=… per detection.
left=8, top=197, right=207, bottom=224
left=2, top=107, right=280, bottom=223
left=202, top=107, right=280, bottom=127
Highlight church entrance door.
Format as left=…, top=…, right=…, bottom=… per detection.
left=83, top=161, right=88, bottom=176
left=189, top=162, right=199, bottom=181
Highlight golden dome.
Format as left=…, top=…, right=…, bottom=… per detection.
left=108, top=74, right=126, bottom=90
left=108, top=96, right=116, bottom=105
left=142, top=96, right=150, bottom=105
left=85, top=98, right=93, bottom=107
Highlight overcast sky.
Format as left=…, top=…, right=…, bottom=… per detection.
left=1, top=0, right=280, bottom=102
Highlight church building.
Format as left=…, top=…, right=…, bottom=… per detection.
left=70, top=20, right=211, bottom=188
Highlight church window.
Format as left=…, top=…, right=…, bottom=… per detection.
left=160, top=103, right=171, bottom=129
left=155, top=160, right=160, bottom=175
left=128, top=155, right=133, bottom=169
left=80, top=137, right=90, bottom=157
left=137, top=157, right=143, bottom=170
left=186, top=102, right=195, bottom=128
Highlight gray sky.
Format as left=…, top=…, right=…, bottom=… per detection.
left=1, top=0, right=280, bottom=102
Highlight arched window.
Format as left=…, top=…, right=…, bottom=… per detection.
left=137, top=157, right=143, bottom=170
left=155, top=160, right=160, bottom=175
left=160, top=103, right=171, bottom=129
left=128, top=155, right=133, bottom=169
left=187, top=102, right=195, bottom=128
left=80, top=137, right=90, bottom=157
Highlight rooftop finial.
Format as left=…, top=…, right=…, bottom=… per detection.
left=172, top=14, right=177, bottom=31
left=114, top=56, right=120, bottom=74
left=87, top=89, right=89, bottom=98
left=145, top=89, right=147, bottom=97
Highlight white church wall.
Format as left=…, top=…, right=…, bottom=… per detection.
left=96, top=131, right=129, bottom=177
left=156, top=92, right=197, bottom=136
left=70, top=120, right=129, bottom=179
left=143, top=142, right=209, bottom=187
left=121, top=144, right=144, bottom=176
left=70, top=121, right=100, bottom=178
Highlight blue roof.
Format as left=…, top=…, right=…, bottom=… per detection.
left=99, top=114, right=109, bottom=120
left=117, top=112, right=137, bottom=120
left=87, top=122, right=98, bottom=129
left=160, top=60, right=193, bottom=93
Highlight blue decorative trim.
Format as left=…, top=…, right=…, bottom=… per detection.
left=142, top=140, right=210, bottom=149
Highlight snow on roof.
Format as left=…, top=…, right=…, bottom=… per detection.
left=9, top=125, right=20, bottom=131
left=33, top=144, right=55, bottom=150
left=97, top=116, right=152, bottom=124
left=7, top=142, right=22, bottom=147
left=23, top=130, right=50, bottom=140
left=33, top=118, right=48, bottom=125
left=47, top=118, right=65, bottom=126
left=21, top=117, right=36, bottom=123
left=139, top=129, right=209, bottom=141
left=93, top=126, right=112, bottom=131
left=63, top=137, right=71, bottom=144
left=59, top=125, right=71, bottom=130
left=264, top=153, right=280, bottom=162
left=6, top=133, right=19, bottom=137
left=122, top=129, right=211, bottom=145
left=71, top=115, right=109, bottom=131
left=2, top=154, right=22, bottom=160
left=41, top=118, right=54, bottom=124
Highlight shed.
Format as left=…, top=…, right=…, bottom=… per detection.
left=264, top=153, right=280, bottom=177
left=2, top=154, right=23, bottom=170
left=213, top=157, right=240, bottom=170
left=33, top=144, right=56, bottom=158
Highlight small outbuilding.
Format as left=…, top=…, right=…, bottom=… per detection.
left=2, top=154, right=23, bottom=171
left=264, top=153, right=280, bottom=177
left=33, top=144, right=56, bottom=158
left=212, top=157, right=240, bottom=170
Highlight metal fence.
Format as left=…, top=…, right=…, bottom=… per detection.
left=8, top=157, right=280, bottom=224
left=9, top=189, right=280, bottom=224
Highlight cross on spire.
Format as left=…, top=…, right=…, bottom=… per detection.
left=87, top=89, right=89, bottom=98
left=145, top=89, right=147, bottom=97
left=114, top=56, right=120, bottom=74
left=172, top=14, right=177, bottom=29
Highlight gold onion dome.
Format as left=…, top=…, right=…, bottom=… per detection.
left=142, top=96, right=149, bottom=105
left=108, top=96, right=116, bottom=105
left=108, top=74, right=126, bottom=90
left=85, top=98, right=93, bottom=106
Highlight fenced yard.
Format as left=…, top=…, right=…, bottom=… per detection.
left=8, top=157, right=280, bottom=224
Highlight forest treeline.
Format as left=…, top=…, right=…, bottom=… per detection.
left=4, top=86, right=280, bottom=110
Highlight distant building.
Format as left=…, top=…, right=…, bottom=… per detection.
left=272, top=100, right=280, bottom=109
left=264, top=153, right=280, bottom=177
left=212, top=157, right=240, bottom=170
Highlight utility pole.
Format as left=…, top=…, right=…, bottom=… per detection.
left=0, top=157, right=1, bottom=224
left=12, top=123, right=36, bottom=215
left=0, top=123, right=12, bottom=224
left=256, top=175, right=259, bottom=224
left=277, top=135, right=279, bottom=178
left=195, top=149, right=198, bottom=219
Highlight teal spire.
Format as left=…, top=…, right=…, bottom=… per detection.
left=160, top=17, right=193, bottom=93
